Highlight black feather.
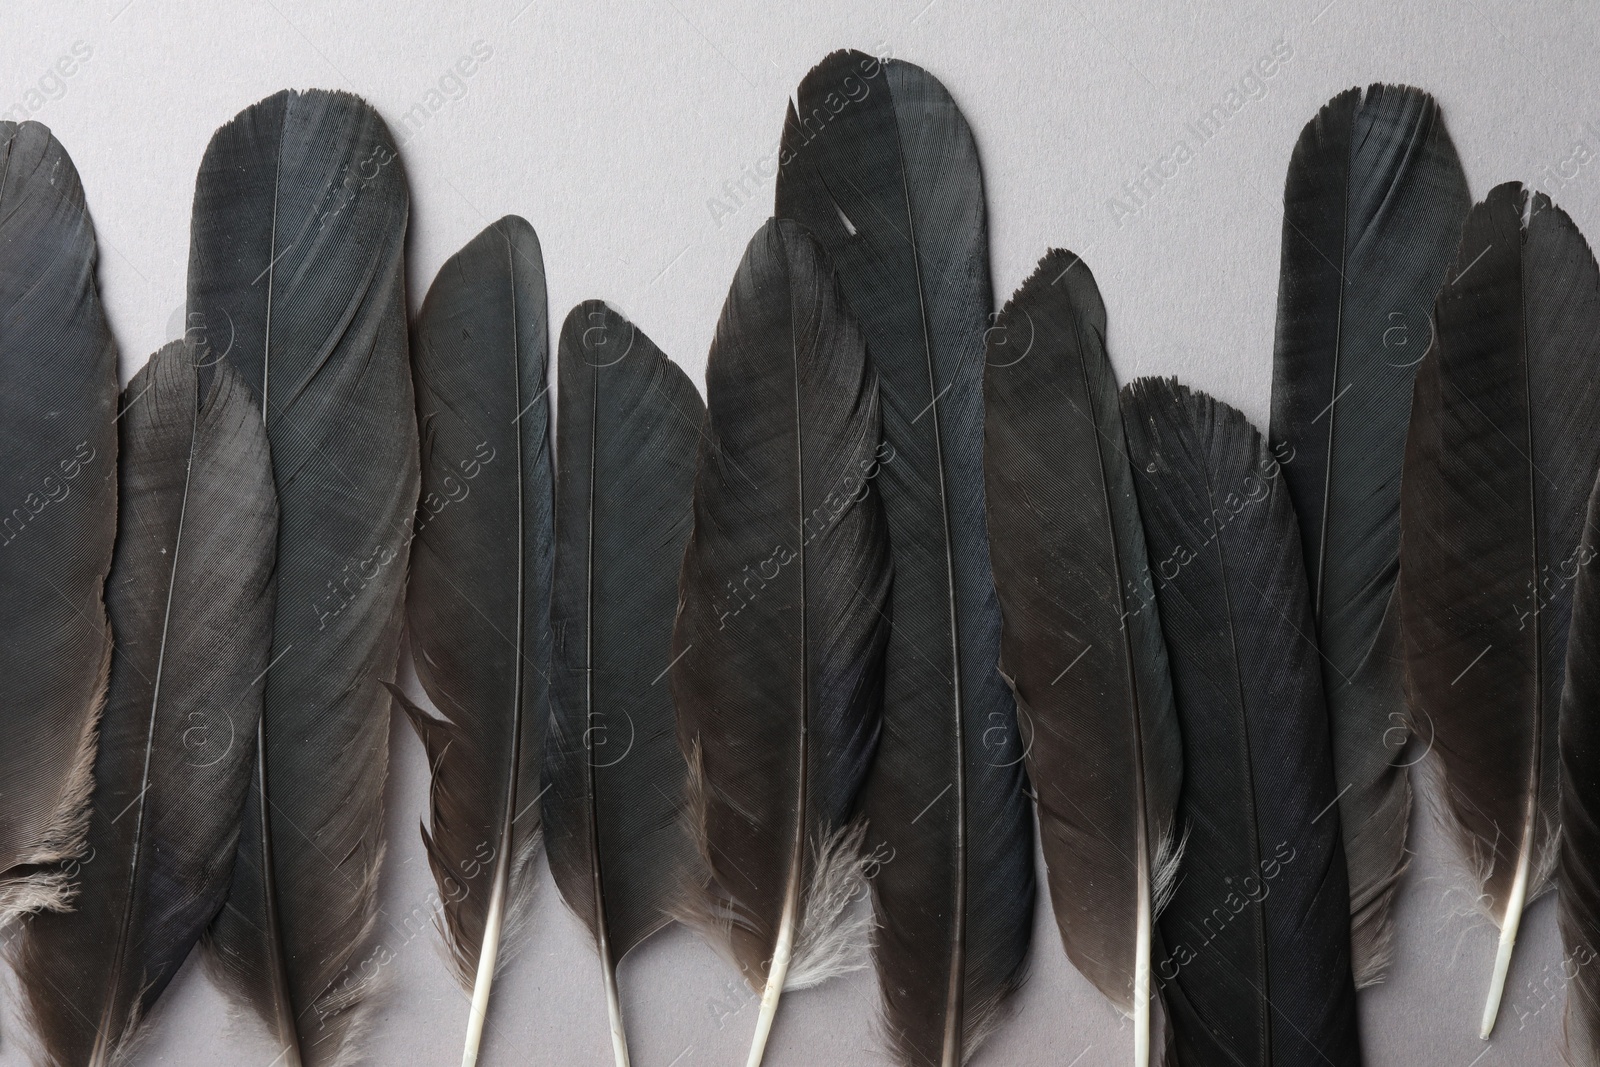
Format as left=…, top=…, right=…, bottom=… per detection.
left=1123, top=378, right=1361, bottom=1067
left=400, top=215, right=552, bottom=1059
left=776, top=50, right=1034, bottom=1066
left=1561, top=473, right=1600, bottom=1066
left=1399, top=181, right=1600, bottom=1036
left=671, top=218, right=890, bottom=1066
left=187, top=89, right=419, bottom=1066
left=1268, top=84, right=1469, bottom=986
left=0, top=120, right=118, bottom=921
left=543, top=301, right=701, bottom=1062
left=983, top=252, right=1181, bottom=1067
left=13, top=342, right=276, bottom=1067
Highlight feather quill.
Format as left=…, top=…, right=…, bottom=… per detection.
left=0, top=120, right=117, bottom=921
left=187, top=89, right=419, bottom=1066
left=775, top=50, right=1034, bottom=1066
left=13, top=342, right=276, bottom=1067
left=1123, top=378, right=1361, bottom=1067
left=672, top=218, right=891, bottom=1067
left=1560, top=473, right=1600, bottom=1066
left=982, top=251, right=1181, bottom=1067
left=543, top=301, right=702, bottom=1066
left=1267, top=84, right=1469, bottom=987
left=1398, top=181, right=1600, bottom=1037
left=401, top=215, right=551, bottom=1066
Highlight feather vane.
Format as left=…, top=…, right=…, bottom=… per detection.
left=188, top=88, right=419, bottom=1067
left=1124, top=378, right=1361, bottom=1067
left=671, top=217, right=891, bottom=1067
left=776, top=50, right=1034, bottom=1066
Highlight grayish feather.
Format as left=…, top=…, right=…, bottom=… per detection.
left=1268, top=85, right=1469, bottom=986
left=13, top=342, right=276, bottom=1067
left=776, top=51, right=1035, bottom=1067
left=1399, top=182, right=1600, bottom=1036
left=403, top=215, right=551, bottom=1017
left=671, top=218, right=891, bottom=1065
left=188, top=89, right=418, bottom=1067
left=0, top=120, right=118, bottom=925
left=543, top=301, right=701, bottom=1060
left=983, top=251, right=1181, bottom=1067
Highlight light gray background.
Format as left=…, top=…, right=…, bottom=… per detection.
left=0, top=0, right=1592, bottom=1064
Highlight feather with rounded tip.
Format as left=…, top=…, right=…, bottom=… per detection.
left=542, top=301, right=701, bottom=1067
left=982, top=251, right=1181, bottom=1067
left=12, top=342, right=276, bottom=1067
left=1399, top=181, right=1600, bottom=1038
left=671, top=218, right=890, bottom=1067
left=776, top=50, right=1034, bottom=1067
left=401, top=215, right=552, bottom=1067
left=1267, top=84, right=1469, bottom=987
left=0, top=120, right=118, bottom=924
left=187, top=89, right=419, bottom=1067
left=1123, top=378, right=1361, bottom=1067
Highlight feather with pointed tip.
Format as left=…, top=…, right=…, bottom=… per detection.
left=12, top=342, right=276, bottom=1067
left=1561, top=470, right=1600, bottom=1065
left=775, top=50, right=1034, bottom=1067
left=0, top=120, right=117, bottom=922
left=1267, top=84, right=1469, bottom=987
left=1399, top=181, right=1600, bottom=1037
left=187, top=89, right=419, bottom=1067
left=1123, top=378, right=1361, bottom=1067
left=400, top=215, right=551, bottom=1066
left=982, top=252, right=1181, bottom=1067
left=671, top=218, right=890, bottom=1067
left=543, top=301, right=702, bottom=1066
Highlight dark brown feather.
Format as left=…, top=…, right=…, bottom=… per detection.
left=1399, top=182, right=1600, bottom=1035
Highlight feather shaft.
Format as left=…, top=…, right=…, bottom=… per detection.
left=456, top=651, right=526, bottom=1067
left=747, top=886, right=799, bottom=1067
left=1134, top=882, right=1151, bottom=1067
left=1483, top=820, right=1533, bottom=1037
left=602, top=954, right=629, bottom=1067
left=460, top=838, right=510, bottom=1067
left=250, top=717, right=298, bottom=1067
